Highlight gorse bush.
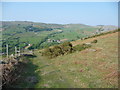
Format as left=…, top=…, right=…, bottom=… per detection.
left=91, top=39, right=98, bottom=43
left=41, top=41, right=91, bottom=58
left=59, top=42, right=73, bottom=54
left=51, top=45, right=63, bottom=57
left=41, top=42, right=73, bottom=58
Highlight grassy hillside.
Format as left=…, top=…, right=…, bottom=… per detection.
left=14, top=31, right=118, bottom=88
left=2, top=21, right=117, bottom=55
left=2, top=21, right=100, bottom=54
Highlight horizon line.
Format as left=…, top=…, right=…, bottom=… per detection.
left=1, top=20, right=118, bottom=27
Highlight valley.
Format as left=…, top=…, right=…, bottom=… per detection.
left=1, top=21, right=118, bottom=88
left=1, top=21, right=117, bottom=55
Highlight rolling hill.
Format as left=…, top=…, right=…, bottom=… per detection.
left=1, top=21, right=118, bottom=88
left=1, top=21, right=117, bottom=55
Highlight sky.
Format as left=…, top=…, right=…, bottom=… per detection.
left=2, top=2, right=118, bottom=26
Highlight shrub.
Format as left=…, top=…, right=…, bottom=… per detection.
left=60, top=42, right=73, bottom=47
left=91, top=39, right=98, bottom=43
left=41, top=42, right=73, bottom=58
left=41, top=41, right=92, bottom=58
left=52, top=45, right=63, bottom=57
left=42, top=48, right=53, bottom=58
left=59, top=42, right=73, bottom=54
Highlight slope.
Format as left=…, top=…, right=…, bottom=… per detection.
left=15, top=31, right=118, bottom=88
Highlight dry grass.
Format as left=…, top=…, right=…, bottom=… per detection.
left=20, top=32, right=118, bottom=88
left=72, top=32, right=118, bottom=46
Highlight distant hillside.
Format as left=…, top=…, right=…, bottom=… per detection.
left=2, top=21, right=64, bottom=29
left=1, top=21, right=117, bottom=55
left=94, top=25, right=118, bottom=32
left=64, top=24, right=92, bottom=28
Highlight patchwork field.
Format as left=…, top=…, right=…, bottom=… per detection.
left=1, top=21, right=98, bottom=50
left=14, top=32, right=118, bottom=88
left=1, top=21, right=117, bottom=54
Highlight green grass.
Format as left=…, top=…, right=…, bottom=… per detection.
left=16, top=32, right=118, bottom=88
left=49, top=26, right=97, bottom=41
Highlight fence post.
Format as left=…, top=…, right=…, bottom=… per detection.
left=6, top=44, right=8, bottom=59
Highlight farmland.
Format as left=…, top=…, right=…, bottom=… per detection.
left=1, top=21, right=117, bottom=54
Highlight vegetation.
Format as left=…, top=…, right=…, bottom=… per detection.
left=1, top=21, right=99, bottom=55
left=91, top=39, right=98, bottom=43
left=24, top=25, right=53, bottom=32
left=41, top=41, right=92, bottom=58
left=1, top=21, right=119, bottom=88
left=41, top=42, right=73, bottom=58
left=14, top=31, right=118, bottom=88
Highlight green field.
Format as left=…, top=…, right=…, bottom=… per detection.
left=1, top=21, right=99, bottom=54
left=2, top=21, right=118, bottom=55
left=13, top=31, right=118, bottom=88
